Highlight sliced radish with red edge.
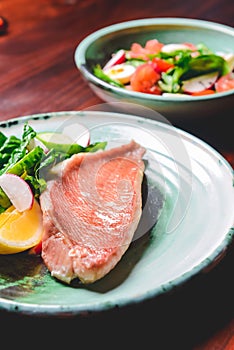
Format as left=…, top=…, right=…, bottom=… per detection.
left=62, top=123, right=90, bottom=147
left=0, top=173, right=34, bottom=212
left=103, top=49, right=126, bottom=71
left=28, top=137, right=49, bottom=153
left=182, top=71, right=219, bottom=93
left=161, top=43, right=193, bottom=54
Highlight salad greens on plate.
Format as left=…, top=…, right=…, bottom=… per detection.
left=0, top=122, right=106, bottom=213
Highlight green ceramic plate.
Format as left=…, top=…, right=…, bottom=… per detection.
left=0, top=111, right=233, bottom=317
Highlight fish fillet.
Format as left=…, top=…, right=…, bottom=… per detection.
left=40, top=140, right=146, bottom=284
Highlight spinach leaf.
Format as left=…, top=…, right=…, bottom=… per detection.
left=0, top=123, right=37, bottom=175
left=0, top=135, right=21, bottom=168
left=181, top=54, right=229, bottom=80
left=0, top=132, right=7, bottom=147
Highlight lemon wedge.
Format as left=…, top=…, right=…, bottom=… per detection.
left=0, top=199, right=43, bottom=254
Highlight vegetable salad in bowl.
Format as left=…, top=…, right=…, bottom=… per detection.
left=94, top=39, right=234, bottom=97
left=74, top=17, right=234, bottom=119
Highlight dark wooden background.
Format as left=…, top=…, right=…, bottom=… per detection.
left=0, top=1, right=233, bottom=348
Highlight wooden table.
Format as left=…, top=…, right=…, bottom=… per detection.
left=0, top=1, right=233, bottom=348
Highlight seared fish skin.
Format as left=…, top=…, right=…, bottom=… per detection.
left=40, top=140, right=146, bottom=284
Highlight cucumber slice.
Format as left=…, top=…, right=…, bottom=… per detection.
left=36, top=132, right=74, bottom=153
left=36, top=123, right=90, bottom=153
left=5, top=146, right=44, bottom=176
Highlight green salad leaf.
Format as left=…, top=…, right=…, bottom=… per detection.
left=0, top=134, right=21, bottom=168
left=0, top=122, right=107, bottom=212
left=158, top=53, right=230, bottom=91
left=181, top=54, right=230, bottom=79
left=0, top=123, right=37, bottom=175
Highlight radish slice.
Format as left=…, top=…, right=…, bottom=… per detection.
left=103, top=63, right=136, bottom=84
left=103, top=49, right=126, bottom=71
left=161, top=43, right=192, bottom=53
left=181, top=71, right=219, bottom=93
left=62, top=123, right=90, bottom=147
left=0, top=173, right=34, bottom=212
left=28, top=137, right=49, bottom=153
left=217, top=52, right=234, bottom=72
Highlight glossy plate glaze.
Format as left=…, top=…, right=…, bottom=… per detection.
left=0, top=111, right=233, bottom=317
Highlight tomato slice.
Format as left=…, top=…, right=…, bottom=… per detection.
left=130, top=63, right=161, bottom=94
left=128, top=39, right=164, bottom=60
left=144, top=39, right=164, bottom=53
left=215, top=73, right=234, bottom=92
left=190, top=89, right=215, bottom=96
left=152, top=57, right=174, bottom=73
left=182, top=42, right=198, bottom=51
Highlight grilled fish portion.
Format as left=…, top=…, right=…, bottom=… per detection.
left=40, top=140, right=146, bottom=284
